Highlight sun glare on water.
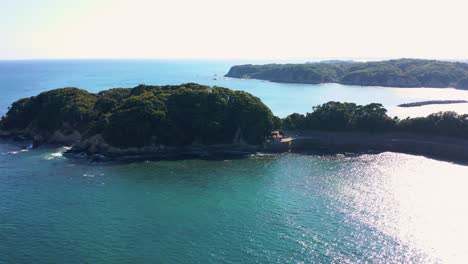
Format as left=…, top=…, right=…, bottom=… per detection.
left=334, top=153, right=468, bottom=263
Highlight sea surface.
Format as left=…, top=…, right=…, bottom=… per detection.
left=1, top=60, right=468, bottom=263
left=1, top=59, right=468, bottom=118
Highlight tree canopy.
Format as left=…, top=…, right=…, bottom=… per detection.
left=0, top=83, right=275, bottom=147
left=281, top=102, right=468, bottom=139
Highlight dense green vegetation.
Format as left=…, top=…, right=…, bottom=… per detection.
left=0, top=88, right=97, bottom=132
left=281, top=102, right=468, bottom=139
left=2, top=82, right=467, bottom=150
left=226, top=59, right=468, bottom=89
left=0, top=83, right=275, bottom=147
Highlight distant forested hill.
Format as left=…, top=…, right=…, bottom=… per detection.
left=225, top=59, right=468, bottom=89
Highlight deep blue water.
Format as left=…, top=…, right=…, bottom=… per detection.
left=1, top=60, right=468, bottom=263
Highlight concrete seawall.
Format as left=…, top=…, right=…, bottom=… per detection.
left=264, top=130, right=468, bottom=163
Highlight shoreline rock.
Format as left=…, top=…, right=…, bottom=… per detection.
left=3, top=129, right=468, bottom=164
left=63, top=133, right=260, bottom=161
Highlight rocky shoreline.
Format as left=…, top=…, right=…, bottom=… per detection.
left=3, top=129, right=468, bottom=164
left=65, top=134, right=260, bottom=162
left=0, top=130, right=261, bottom=162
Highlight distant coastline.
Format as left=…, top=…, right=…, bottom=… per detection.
left=225, top=58, right=468, bottom=89
left=398, top=100, right=468, bottom=107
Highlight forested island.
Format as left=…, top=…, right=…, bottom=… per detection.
left=1, top=83, right=468, bottom=162
left=0, top=83, right=275, bottom=160
left=226, top=59, right=468, bottom=89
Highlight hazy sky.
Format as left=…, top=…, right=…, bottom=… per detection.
left=1, top=0, right=467, bottom=60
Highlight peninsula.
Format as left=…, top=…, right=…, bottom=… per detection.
left=1, top=84, right=468, bottom=162
left=276, top=102, right=468, bottom=162
left=225, top=58, right=468, bottom=89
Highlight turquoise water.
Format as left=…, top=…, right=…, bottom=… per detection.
left=1, top=60, right=468, bottom=263
left=2, top=143, right=468, bottom=263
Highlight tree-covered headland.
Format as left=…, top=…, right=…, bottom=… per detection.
left=0, top=83, right=275, bottom=147
left=226, top=59, right=468, bottom=89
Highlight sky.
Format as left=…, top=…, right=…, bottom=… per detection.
left=1, top=0, right=467, bottom=60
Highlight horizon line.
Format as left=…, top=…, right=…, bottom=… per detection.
left=1, top=56, right=468, bottom=62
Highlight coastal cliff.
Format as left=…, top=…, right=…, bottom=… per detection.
left=226, top=58, right=468, bottom=89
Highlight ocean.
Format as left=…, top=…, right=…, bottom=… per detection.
left=1, top=59, right=468, bottom=263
